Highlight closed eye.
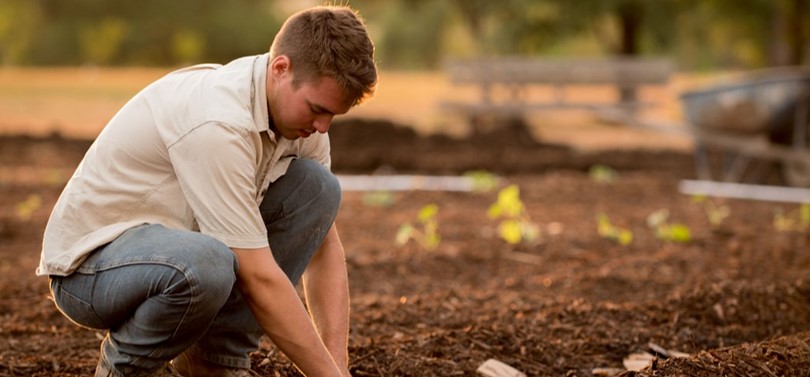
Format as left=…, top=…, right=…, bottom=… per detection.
left=309, top=102, right=334, bottom=116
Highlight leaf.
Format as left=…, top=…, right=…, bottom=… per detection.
left=463, top=170, right=499, bottom=192
left=497, top=185, right=524, bottom=217
left=362, top=191, right=394, bottom=207
left=418, top=204, right=439, bottom=222
left=395, top=224, right=414, bottom=246
left=617, top=229, right=633, bottom=245
left=773, top=210, right=793, bottom=232
left=425, top=233, right=441, bottom=250
left=646, top=209, right=670, bottom=228
left=657, top=224, right=692, bottom=243
left=487, top=203, right=503, bottom=219
left=668, top=224, right=692, bottom=243
left=800, top=203, right=810, bottom=227
left=596, top=214, right=632, bottom=245
left=596, top=214, right=613, bottom=237
left=707, top=204, right=730, bottom=226
left=588, top=164, right=617, bottom=184
left=15, top=194, right=42, bottom=221
left=521, top=221, right=541, bottom=242
left=498, top=220, right=523, bottom=244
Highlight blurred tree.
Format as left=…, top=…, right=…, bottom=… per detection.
left=9, top=0, right=280, bottom=66
left=674, top=0, right=775, bottom=69
left=548, top=0, right=681, bottom=57
left=0, top=0, right=42, bottom=65
left=0, top=0, right=805, bottom=69
left=78, top=18, right=128, bottom=65
left=350, top=0, right=448, bottom=69
left=446, top=0, right=559, bottom=56
left=171, top=29, right=206, bottom=65
left=200, top=2, right=282, bottom=64
left=776, top=0, right=808, bottom=65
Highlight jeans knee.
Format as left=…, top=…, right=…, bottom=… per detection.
left=289, top=159, right=341, bottom=215
left=184, top=239, right=237, bottom=302
left=317, top=168, right=341, bottom=216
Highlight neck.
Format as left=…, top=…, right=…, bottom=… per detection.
left=267, top=115, right=278, bottom=135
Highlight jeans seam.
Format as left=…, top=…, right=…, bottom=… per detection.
left=83, top=256, right=200, bottom=363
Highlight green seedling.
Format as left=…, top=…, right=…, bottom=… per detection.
left=596, top=214, right=633, bottom=245
left=646, top=209, right=691, bottom=243
left=395, top=203, right=441, bottom=250
left=362, top=191, right=394, bottom=207
left=588, top=164, right=618, bottom=184
left=773, top=203, right=810, bottom=233
left=15, top=194, right=42, bottom=221
left=463, top=170, right=500, bottom=192
left=487, top=185, right=540, bottom=244
left=691, top=194, right=730, bottom=228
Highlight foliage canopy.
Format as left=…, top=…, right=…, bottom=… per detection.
left=0, top=0, right=807, bottom=69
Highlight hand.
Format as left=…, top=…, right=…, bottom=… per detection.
left=233, top=247, right=343, bottom=376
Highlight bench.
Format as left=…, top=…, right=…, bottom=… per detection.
left=441, top=57, right=674, bottom=133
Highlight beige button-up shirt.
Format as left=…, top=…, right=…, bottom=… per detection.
left=37, top=54, right=331, bottom=276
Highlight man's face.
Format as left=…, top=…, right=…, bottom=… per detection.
left=267, top=56, right=351, bottom=140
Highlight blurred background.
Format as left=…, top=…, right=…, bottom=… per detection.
left=0, top=0, right=808, bottom=151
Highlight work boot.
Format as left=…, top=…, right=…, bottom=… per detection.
left=95, top=357, right=183, bottom=377
left=172, top=352, right=259, bottom=377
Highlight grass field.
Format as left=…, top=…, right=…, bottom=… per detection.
left=0, top=67, right=704, bottom=151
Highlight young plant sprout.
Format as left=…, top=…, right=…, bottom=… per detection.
left=15, top=194, right=42, bottom=221
left=588, top=164, right=618, bottom=184
left=596, top=214, right=633, bottom=245
left=646, top=209, right=692, bottom=243
left=463, top=170, right=500, bottom=192
left=362, top=191, right=395, bottom=207
left=487, top=185, right=540, bottom=244
left=773, top=203, right=810, bottom=233
left=691, top=194, right=730, bottom=228
left=395, top=203, right=441, bottom=250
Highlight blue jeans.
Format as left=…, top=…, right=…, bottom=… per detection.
left=49, top=159, right=342, bottom=375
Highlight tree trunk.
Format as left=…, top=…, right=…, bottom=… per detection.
left=617, top=0, right=642, bottom=56
left=617, top=0, right=643, bottom=104
left=787, top=0, right=806, bottom=65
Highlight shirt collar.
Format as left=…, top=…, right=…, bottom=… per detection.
left=251, top=53, right=272, bottom=137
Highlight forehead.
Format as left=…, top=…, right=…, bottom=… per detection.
left=299, top=76, right=352, bottom=115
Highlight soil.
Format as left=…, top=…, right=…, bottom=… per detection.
left=1, top=119, right=809, bottom=376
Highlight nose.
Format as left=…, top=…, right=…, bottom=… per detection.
left=312, top=114, right=333, bottom=134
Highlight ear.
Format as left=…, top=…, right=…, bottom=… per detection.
left=269, top=55, right=291, bottom=79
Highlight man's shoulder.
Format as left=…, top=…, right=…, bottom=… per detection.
left=170, top=63, right=222, bottom=75
left=165, top=54, right=260, bottom=77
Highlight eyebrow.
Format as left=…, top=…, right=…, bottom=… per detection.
left=310, top=102, right=335, bottom=116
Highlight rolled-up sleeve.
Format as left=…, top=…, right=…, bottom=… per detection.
left=168, top=121, right=268, bottom=249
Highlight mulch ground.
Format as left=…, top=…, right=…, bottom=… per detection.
left=1, top=119, right=809, bottom=376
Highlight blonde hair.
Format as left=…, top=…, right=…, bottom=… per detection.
left=270, top=6, right=377, bottom=106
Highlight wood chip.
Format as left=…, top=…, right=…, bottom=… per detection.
left=622, top=352, right=656, bottom=371
left=648, top=342, right=691, bottom=359
left=648, top=342, right=670, bottom=358
left=591, top=367, right=625, bottom=376
left=476, top=358, right=526, bottom=377
left=503, top=251, right=543, bottom=265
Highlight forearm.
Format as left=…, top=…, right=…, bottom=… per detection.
left=304, top=225, right=350, bottom=368
left=233, top=247, right=342, bottom=377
